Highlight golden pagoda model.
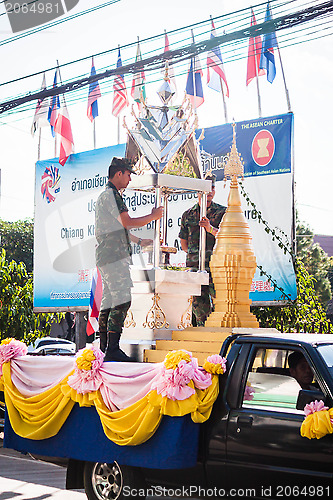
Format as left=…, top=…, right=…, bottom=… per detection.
left=205, top=123, right=259, bottom=328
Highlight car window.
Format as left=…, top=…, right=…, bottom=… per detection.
left=242, top=348, right=304, bottom=413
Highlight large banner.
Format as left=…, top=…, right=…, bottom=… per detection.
left=34, top=113, right=296, bottom=311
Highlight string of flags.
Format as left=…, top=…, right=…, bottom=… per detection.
left=31, top=0, right=287, bottom=167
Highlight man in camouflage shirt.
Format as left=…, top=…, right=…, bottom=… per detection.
left=179, top=175, right=226, bottom=326
left=95, top=157, right=163, bottom=361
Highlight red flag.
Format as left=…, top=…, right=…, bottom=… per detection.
left=54, top=104, right=74, bottom=166
left=246, top=8, right=265, bottom=86
left=163, top=32, right=176, bottom=89
left=86, top=268, right=103, bottom=336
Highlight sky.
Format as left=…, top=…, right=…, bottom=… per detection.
left=0, top=0, right=332, bottom=236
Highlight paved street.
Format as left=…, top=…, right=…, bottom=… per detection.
left=0, top=436, right=183, bottom=500
left=0, top=436, right=86, bottom=499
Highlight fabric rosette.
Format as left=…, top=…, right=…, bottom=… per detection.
left=202, top=354, right=227, bottom=375
left=151, top=350, right=212, bottom=401
left=67, top=345, right=104, bottom=395
left=301, top=400, right=333, bottom=439
left=0, top=338, right=28, bottom=376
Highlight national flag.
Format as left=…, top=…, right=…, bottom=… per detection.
left=112, top=47, right=128, bottom=117
left=86, top=268, right=103, bottom=336
left=87, top=57, right=101, bottom=121
left=207, top=20, right=229, bottom=97
left=163, top=31, right=176, bottom=90
left=54, top=103, right=74, bottom=166
left=131, top=40, right=146, bottom=105
left=31, top=73, right=49, bottom=136
left=246, top=8, right=265, bottom=86
left=48, top=69, right=60, bottom=137
left=259, top=1, right=278, bottom=83
left=185, top=52, right=204, bottom=108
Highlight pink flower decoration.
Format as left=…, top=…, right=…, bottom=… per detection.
left=152, top=351, right=212, bottom=401
left=206, top=354, right=226, bottom=370
left=0, top=338, right=28, bottom=376
left=67, top=346, right=104, bottom=395
left=304, top=400, right=329, bottom=416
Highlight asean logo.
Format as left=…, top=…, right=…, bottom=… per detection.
left=251, top=129, right=275, bottom=167
left=41, top=165, right=61, bottom=203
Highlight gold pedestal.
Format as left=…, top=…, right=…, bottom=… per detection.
left=205, top=175, right=259, bottom=328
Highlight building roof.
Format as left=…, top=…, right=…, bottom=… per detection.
left=313, top=234, right=333, bottom=257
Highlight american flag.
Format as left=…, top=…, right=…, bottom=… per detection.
left=112, top=47, right=128, bottom=117
left=87, top=57, right=101, bottom=121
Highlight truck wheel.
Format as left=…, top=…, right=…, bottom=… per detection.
left=83, top=461, right=147, bottom=500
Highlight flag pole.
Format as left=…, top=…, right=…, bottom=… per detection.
left=93, top=120, right=96, bottom=149
left=277, top=45, right=291, bottom=112
left=190, top=30, right=197, bottom=116
left=255, top=60, right=262, bottom=118
left=117, top=116, right=120, bottom=144
left=220, top=77, right=228, bottom=123
left=37, top=128, right=42, bottom=161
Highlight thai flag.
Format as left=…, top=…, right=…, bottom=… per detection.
left=207, top=21, right=229, bottom=97
left=48, top=69, right=60, bottom=137
left=259, top=1, right=277, bottom=83
left=86, top=268, right=103, bottom=336
left=112, top=47, right=128, bottom=117
left=54, top=103, right=74, bottom=166
left=185, top=51, right=204, bottom=108
left=87, top=57, right=101, bottom=121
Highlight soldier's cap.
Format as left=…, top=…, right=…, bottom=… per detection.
left=204, top=172, right=216, bottom=187
left=109, top=157, right=137, bottom=174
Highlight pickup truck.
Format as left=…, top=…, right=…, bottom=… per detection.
left=3, top=331, right=333, bottom=500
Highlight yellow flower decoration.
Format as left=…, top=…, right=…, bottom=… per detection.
left=76, top=348, right=96, bottom=371
left=202, top=360, right=224, bottom=375
left=164, top=350, right=192, bottom=370
left=1, top=338, right=13, bottom=345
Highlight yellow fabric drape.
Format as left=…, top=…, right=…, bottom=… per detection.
left=301, top=408, right=333, bottom=439
left=2, top=361, right=220, bottom=446
left=2, top=362, right=75, bottom=440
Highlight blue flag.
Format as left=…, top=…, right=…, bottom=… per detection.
left=185, top=54, right=204, bottom=108
left=48, top=70, right=60, bottom=137
left=259, top=1, right=278, bottom=83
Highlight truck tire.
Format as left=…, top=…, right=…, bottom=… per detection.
left=83, top=461, right=147, bottom=500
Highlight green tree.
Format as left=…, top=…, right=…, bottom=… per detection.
left=0, top=218, right=34, bottom=273
left=0, top=249, right=59, bottom=345
left=296, top=220, right=332, bottom=306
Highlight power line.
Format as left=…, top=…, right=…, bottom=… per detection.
left=1, top=0, right=332, bottom=116
left=0, top=0, right=314, bottom=87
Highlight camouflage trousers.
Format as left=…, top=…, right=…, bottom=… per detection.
left=98, top=257, right=132, bottom=334
left=192, top=281, right=216, bottom=327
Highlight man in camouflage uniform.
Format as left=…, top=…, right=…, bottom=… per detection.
left=179, top=174, right=226, bottom=326
left=95, top=157, right=163, bottom=361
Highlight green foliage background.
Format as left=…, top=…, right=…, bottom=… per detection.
left=0, top=247, right=61, bottom=344
left=0, top=218, right=34, bottom=273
